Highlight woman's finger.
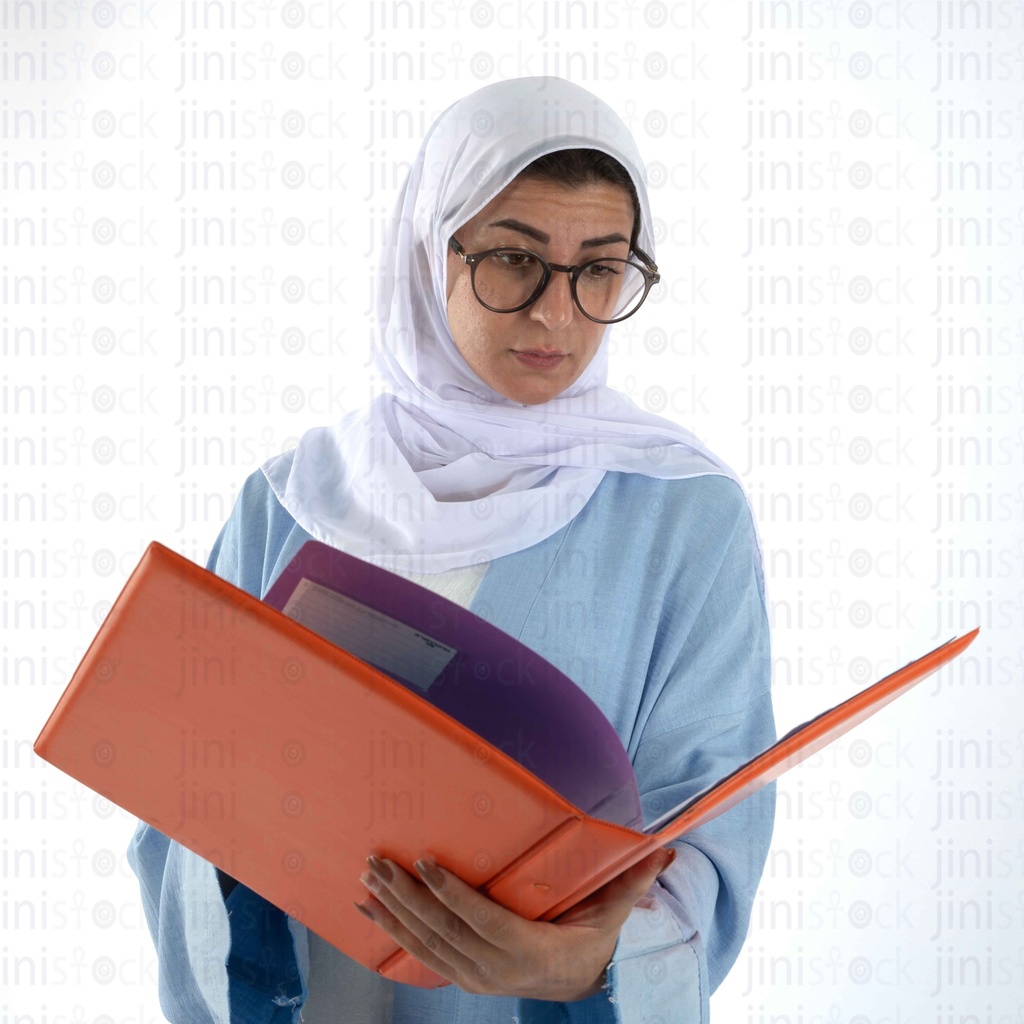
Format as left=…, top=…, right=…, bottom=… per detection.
left=409, top=857, right=529, bottom=952
left=360, top=857, right=490, bottom=975
left=355, top=894, right=464, bottom=986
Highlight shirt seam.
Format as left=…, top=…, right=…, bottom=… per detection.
left=509, top=516, right=577, bottom=640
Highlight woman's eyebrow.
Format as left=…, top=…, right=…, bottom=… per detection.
left=486, top=218, right=629, bottom=249
left=487, top=218, right=548, bottom=243
left=579, top=231, right=630, bottom=248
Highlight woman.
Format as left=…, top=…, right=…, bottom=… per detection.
left=128, top=76, right=775, bottom=1023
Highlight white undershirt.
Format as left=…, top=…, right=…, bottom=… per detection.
left=301, top=560, right=489, bottom=1022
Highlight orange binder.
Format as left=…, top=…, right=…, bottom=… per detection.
left=33, top=541, right=979, bottom=989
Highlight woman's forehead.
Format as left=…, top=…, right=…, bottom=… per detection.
left=457, top=176, right=634, bottom=240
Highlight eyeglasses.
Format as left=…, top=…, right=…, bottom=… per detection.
left=448, top=237, right=661, bottom=325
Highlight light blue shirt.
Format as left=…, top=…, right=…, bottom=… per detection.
left=127, top=468, right=776, bottom=1023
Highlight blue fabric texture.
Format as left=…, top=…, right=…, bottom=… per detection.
left=127, top=468, right=775, bottom=1023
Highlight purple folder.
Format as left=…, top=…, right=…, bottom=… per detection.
left=263, top=540, right=644, bottom=830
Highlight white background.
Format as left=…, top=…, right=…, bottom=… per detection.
left=4, top=1, right=1024, bottom=1020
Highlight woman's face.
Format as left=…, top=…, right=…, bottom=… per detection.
left=445, top=175, right=635, bottom=405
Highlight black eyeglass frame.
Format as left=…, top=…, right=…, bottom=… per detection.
left=447, top=237, right=661, bottom=325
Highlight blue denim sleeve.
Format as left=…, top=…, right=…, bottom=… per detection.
left=125, top=818, right=232, bottom=1022
left=604, top=481, right=776, bottom=1024
left=126, top=470, right=307, bottom=1024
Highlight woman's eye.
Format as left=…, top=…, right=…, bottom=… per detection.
left=493, top=252, right=536, bottom=269
left=584, top=262, right=620, bottom=279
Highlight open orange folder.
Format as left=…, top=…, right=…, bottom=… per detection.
left=34, top=540, right=979, bottom=989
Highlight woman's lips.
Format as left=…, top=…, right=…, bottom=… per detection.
left=513, top=350, right=566, bottom=370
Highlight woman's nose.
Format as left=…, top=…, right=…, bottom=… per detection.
left=528, top=271, right=574, bottom=330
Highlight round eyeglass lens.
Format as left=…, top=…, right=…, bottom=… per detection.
left=574, top=258, right=648, bottom=321
left=473, top=251, right=648, bottom=322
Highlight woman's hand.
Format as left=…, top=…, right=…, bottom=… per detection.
left=356, top=847, right=675, bottom=1002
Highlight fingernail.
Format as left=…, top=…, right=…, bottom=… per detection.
left=360, top=870, right=381, bottom=893
left=659, top=848, right=677, bottom=871
left=353, top=900, right=377, bottom=922
left=367, top=855, right=393, bottom=883
left=414, top=859, right=445, bottom=890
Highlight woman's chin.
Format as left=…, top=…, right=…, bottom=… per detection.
left=481, top=360, right=581, bottom=406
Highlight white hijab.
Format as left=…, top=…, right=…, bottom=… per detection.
left=262, top=77, right=747, bottom=574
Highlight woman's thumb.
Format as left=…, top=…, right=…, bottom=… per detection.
left=612, top=847, right=678, bottom=904
left=557, top=847, right=679, bottom=928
